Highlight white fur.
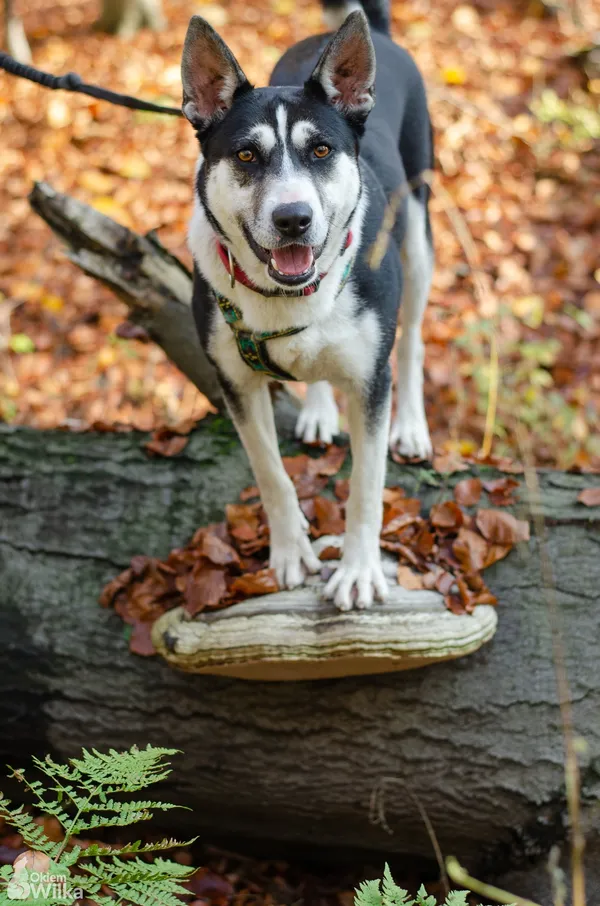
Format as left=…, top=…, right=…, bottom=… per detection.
left=226, top=384, right=321, bottom=589
left=249, top=124, right=277, bottom=155
left=324, top=390, right=391, bottom=609
left=323, top=1, right=362, bottom=31
left=291, top=120, right=318, bottom=150
left=295, top=381, right=339, bottom=444
left=275, top=104, right=288, bottom=147
left=390, top=193, right=433, bottom=459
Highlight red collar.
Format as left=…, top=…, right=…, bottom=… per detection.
left=215, top=232, right=353, bottom=298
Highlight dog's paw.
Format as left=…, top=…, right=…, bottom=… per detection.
left=295, top=384, right=339, bottom=445
left=389, top=407, right=432, bottom=460
left=270, top=532, right=321, bottom=590
left=323, top=554, right=388, bottom=611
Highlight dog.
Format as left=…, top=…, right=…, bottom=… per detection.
left=182, top=0, right=433, bottom=611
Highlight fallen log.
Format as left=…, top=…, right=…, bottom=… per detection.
left=1, top=420, right=600, bottom=902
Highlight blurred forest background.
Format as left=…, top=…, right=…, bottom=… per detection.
left=1, top=0, right=599, bottom=469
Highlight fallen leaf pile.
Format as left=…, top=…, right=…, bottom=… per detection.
left=1, top=0, right=599, bottom=470
left=101, top=451, right=530, bottom=655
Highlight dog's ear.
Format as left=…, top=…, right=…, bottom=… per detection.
left=181, top=16, right=252, bottom=133
left=305, top=11, right=375, bottom=124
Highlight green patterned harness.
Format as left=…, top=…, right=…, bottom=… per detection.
left=214, top=257, right=354, bottom=383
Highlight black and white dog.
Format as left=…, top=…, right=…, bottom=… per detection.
left=182, top=0, right=433, bottom=610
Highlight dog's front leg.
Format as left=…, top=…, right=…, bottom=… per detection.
left=324, top=372, right=392, bottom=610
left=226, top=382, right=321, bottom=588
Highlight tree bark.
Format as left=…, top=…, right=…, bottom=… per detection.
left=96, top=0, right=165, bottom=37
left=1, top=419, right=600, bottom=900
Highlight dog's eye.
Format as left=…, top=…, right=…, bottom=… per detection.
left=313, top=144, right=331, bottom=159
left=237, top=149, right=256, bottom=163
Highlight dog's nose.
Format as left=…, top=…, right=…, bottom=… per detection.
left=272, top=203, right=313, bottom=238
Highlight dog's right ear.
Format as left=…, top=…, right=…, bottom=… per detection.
left=181, top=16, right=252, bottom=134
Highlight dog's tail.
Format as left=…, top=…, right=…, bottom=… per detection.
left=322, top=0, right=390, bottom=35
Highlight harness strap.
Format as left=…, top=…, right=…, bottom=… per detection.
left=214, top=292, right=306, bottom=381
left=214, top=255, right=355, bottom=382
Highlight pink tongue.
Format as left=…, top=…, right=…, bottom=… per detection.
left=271, top=245, right=313, bottom=276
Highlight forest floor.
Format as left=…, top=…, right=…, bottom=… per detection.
left=1, top=0, right=599, bottom=469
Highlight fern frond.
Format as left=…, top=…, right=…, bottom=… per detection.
left=77, top=798, right=179, bottom=814
left=443, top=893, right=470, bottom=906
left=381, top=864, right=411, bottom=906
left=0, top=799, right=61, bottom=857
left=414, top=886, right=437, bottom=906
left=69, top=746, right=180, bottom=793
left=355, top=877, right=383, bottom=906
left=76, top=836, right=196, bottom=858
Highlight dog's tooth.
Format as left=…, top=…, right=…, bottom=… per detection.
left=270, top=258, right=278, bottom=271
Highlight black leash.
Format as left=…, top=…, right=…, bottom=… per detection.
left=0, top=51, right=183, bottom=116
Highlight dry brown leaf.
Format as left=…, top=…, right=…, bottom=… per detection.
left=144, top=429, right=188, bottom=458
left=312, top=496, right=345, bottom=537
left=430, top=500, right=464, bottom=531
left=453, top=477, right=482, bottom=506
left=129, top=620, right=157, bottom=657
left=318, top=545, right=342, bottom=561
left=453, top=527, right=488, bottom=572
left=229, top=568, right=279, bottom=597
left=397, top=565, right=424, bottom=590
left=578, top=488, right=600, bottom=507
left=475, top=509, right=530, bottom=545
left=184, top=563, right=227, bottom=615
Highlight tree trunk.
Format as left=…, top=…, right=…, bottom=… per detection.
left=1, top=420, right=600, bottom=901
left=96, top=0, right=165, bottom=37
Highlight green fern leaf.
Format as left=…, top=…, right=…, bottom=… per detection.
left=444, top=892, right=470, bottom=906
left=381, top=864, right=411, bottom=906
left=414, top=885, right=437, bottom=906
left=355, top=877, right=383, bottom=906
left=77, top=836, right=196, bottom=858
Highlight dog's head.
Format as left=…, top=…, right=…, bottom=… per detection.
left=182, top=12, right=375, bottom=290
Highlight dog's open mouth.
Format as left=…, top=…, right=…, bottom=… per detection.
left=268, top=245, right=315, bottom=286
left=241, top=224, right=318, bottom=288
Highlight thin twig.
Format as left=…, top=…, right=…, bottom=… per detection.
left=446, top=856, right=543, bottom=906
left=368, top=169, right=433, bottom=270
left=516, top=424, right=587, bottom=906
left=421, top=172, right=499, bottom=458
left=369, top=777, right=449, bottom=896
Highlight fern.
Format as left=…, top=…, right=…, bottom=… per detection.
left=0, top=745, right=196, bottom=906
left=354, top=863, right=501, bottom=906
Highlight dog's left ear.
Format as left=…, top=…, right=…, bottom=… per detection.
left=305, top=11, right=375, bottom=124
left=181, top=16, right=252, bottom=133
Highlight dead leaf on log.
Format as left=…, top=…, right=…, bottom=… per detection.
left=184, top=562, right=228, bottom=615
left=397, top=565, right=424, bottom=590
left=430, top=501, right=464, bottom=531
left=578, top=488, right=600, bottom=507
left=312, top=496, right=345, bottom=537
left=229, top=569, right=279, bottom=598
left=318, top=545, right=342, bottom=561
left=130, top=621, right=157, bottom=657
left=144, top=428, right=188, bottom=458
left=454, top=478, right=482, bottom=506
left=476, top=509, right=530, bottom=545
